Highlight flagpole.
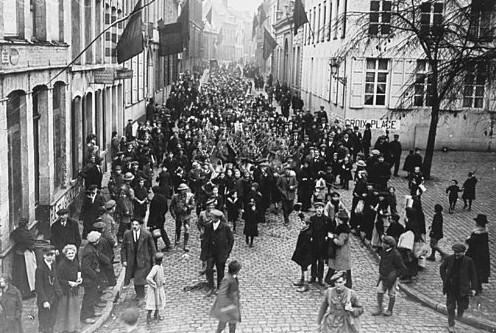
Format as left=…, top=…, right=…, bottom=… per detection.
left=47, top=0, right=157, bottom=86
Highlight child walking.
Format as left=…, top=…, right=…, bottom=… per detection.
left=145, top=253, right=166, bottom=325
left=446, top=179, right=462, bottom=213
left=243, top=201, right=259, bottom=247
left=226, top=191, right=242, bottom=232
left=427, top=204, right=447, bottom=261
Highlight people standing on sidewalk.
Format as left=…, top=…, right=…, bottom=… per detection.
left=36, top=245, right=62, bottom=333
left=371, top=236, right=406, bottom=317
left=465, top=214, right=490, bottom=295
left=57, top=244, right=82, bottom=332
left=51, top=208, right=82, bottom=263
left=317, top=271, right=364, bottom=333
left=9, top=218, right=36, bottom=299
left=440, top=243, right=477, bottom=333
left=461, top=171, right=478, bottom=211
left=0, top=273, right=23, bottom=333
left=121, top=219, right=157, bottom=300
left=145, top=253, right=166, bottom=325
left=204, top=210, right=234, bottom=297
left=210, top=260, right=242, bottom=333
left=427, top=204, right=447, bottom=262
left=446, top=180, right=462, bottom=214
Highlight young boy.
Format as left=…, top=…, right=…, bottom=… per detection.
left=446, top=180, right=462, bottom=214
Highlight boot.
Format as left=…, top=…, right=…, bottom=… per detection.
left=175, top=231, right=181, bottom=246
left=183, top=234, right=190, bottom=252
left=293, top=277, right=304, bottom=287
left=371, top=293, right=384, bottom=316
left=296, top=282, right=309, bottom=292
left=383, top=297, right=395, bottom=316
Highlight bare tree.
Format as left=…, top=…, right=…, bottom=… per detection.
left=337, top=0, right=496, bottom=178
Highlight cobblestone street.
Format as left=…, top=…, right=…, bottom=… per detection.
left=98, top=150, right=493, bottom=333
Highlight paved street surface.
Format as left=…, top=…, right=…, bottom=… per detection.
left=96, top=163, right=486, bottom=333
left=337, top=151, right=496, bottom=325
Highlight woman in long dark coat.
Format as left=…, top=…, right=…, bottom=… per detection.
left=243, top=202, right=259, bottom=247
left=291, top=216, right=314, bottom=292
left=57, top=244, right=82, bottom=333
left=466, top=214, right=490, bottom=294
left=9, top=218, right=36, bottom=299
left=462, top=172, right=478, bottom=211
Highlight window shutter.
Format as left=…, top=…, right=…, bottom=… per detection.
left=349, top=58, right=364, bottom=108
left=338, top=63, right=345, bottom=107
left=388, top=59, right=404, bottom=109
left=403, top=59, right=416, bottom=108
left=326, top=64, right=331, bottom=102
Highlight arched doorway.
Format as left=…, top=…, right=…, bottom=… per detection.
left=7, top=90, right=26, bottom=228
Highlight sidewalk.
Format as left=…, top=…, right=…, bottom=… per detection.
left=337, top=150, right=496, bottom=332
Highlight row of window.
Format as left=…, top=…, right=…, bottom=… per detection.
left=303, top=0, right=347, bottom=45
left=361, top=58, right=486, bottom=108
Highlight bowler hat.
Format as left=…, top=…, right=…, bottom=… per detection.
left=474, top=214, right=488, bottom=225
left=123, top=172, right=135, bottom=181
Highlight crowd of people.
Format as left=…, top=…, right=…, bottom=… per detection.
left=1, top=64, right=491, bottom=333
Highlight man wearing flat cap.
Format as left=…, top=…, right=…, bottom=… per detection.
left=80, top=185, right=106, bottom=239
left=51, top=208, right=81, bottom=262
left=203, top=209, right=234, bottom=297
left=35, top=245, right=62, bottom=333
left=440, top=243, right=477, bottom=332
left=372, top=235, right=406, bottom=317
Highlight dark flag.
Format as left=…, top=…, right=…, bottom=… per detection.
left=116, top=0, right=144, bottom=63
left=158, top=21, right=183, bottom=56
left=206, top=6, right=212, bottom=24
left=263, top=28, right=277, bottom=60
left=259, top=4, right=267, bottom=24
left=293, top=0, right=309, bottom=35
left=252, top=14, right=258, bottom=39
left=178, top=0, right=190, bottom=47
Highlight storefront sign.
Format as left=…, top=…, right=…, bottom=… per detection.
left=49, top=180, right=84, bottom=225
left=345, top=118, right=401, bottom=130
left=93, top=69, right=115, bottom=84
left=115, top=68, right=133, bottom=80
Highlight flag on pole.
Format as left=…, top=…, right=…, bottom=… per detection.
left=252, top=14, right=258, bottom=39
left=259, top=4, right=267, bottom=25
left=263, top=28, right=277, bottom=60
left=158, top=21, right=183, bottom=56
left=293, top=0, right=309, bottom=35
left=116, top=0, right=144, bottom=63
left=206, top=6, right=212, bottom=24
left=178, top=0, right=190, bottom=47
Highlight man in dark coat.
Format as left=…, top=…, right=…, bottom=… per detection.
left=372, top=236, right=406, bottom=317
left=362, top=123, right=372, bottom=157
left=298, top=161, right=314, bottom=212
left=291, top=211, right=314, bottom=292
left=147, top=186, right=172, bottom=251
left=308, top=202, right=335, bottom=286
left=80, top=231, right=110, bottom=324
left=80, top=156, right=104, bottom=189
left=411, top=148, right=423, bottom=170
left=389, top=134, right=402, bottom=176
left=51, top=208, right=81, bottom=262
left=440, top=243, right=477, bottom=333
left=79, top=185, right=106, bottom=239
left=276, top=166, right=298, bottom=224
left=35, top=246, right=62, bottom=333
left=121, top=219, right=156, bottom=300
left=204, top=210, right=234, bottom=297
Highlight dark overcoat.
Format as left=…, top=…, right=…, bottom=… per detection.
left=203, top=222, right=234, bottom=263
left=466, top=230, right=490, bottom=283
left=50, top=218, right=81, bottom=254
left=440, top=255, right=477, bottom=296
left=291, top=225, right=314, bottom=269
left=121, top=228, right=156, bottom=285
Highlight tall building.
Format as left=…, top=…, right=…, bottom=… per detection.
left=299, top=0, right=496, bottom=151
left=0, top=0, right=180, bottom=271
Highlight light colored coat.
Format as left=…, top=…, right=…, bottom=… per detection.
left=327, top=230, right=352, bottom=271
left=145, top=264, right=166, bottom=310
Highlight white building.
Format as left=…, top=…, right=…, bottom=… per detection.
left=300, top=0, right=496, bottom=151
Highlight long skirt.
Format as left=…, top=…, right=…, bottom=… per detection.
left=57, top=293, right=81, bottom=333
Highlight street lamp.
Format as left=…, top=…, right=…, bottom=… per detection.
left=329, top=57, right=347, bottom=85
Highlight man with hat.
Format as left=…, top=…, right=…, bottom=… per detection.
left=108, top=164, right=125, bottom=200
left=100, top=200, right=118, bottom=245
left=50, top=208, right=81, bottom=262
left=35, top=245, right=62, bottom=333
left=308, top=201, right=335, bottom=286
left=170, top=183, right=195, bottom=252
left=197, top=198, right=220, bottom=275
left=80, top=184, right=106, bottom=239
left=203, top=209, right=234, bottom=297
left=147, top=186, right=172, bottom=252
left=93, top=219, right=117, bottom=287
left=121, top=219, right=156, bottom=300
left=80, top=155, right=104, bottom=189
left=389, top=134, right=402, bottom=176
left=465, top=214, right=490, bottom=295
left=276, top=165, right=298, bottom=225
left=372, top=235, right=406, bottom=317
left=440, top=243, right=477, bottom=332
left=80, top=231, right=111, bottom=323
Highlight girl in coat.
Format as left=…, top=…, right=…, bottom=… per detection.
left=466, top=214, right=490, bottom=295
left=317, top=271, right=364, bottom=333
left=145, top=253, right=166, bottom=325
left=243, top=202, right=259, bottom=247
left=211, top=260, right=242, bottom=333
left=427, top=204, right=446, bottom=261
left=226, top=191, right=242, bottom=232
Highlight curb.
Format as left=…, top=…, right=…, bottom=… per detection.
left=357, top=233, right=496, bottom=333
left=80, top=267, right=126, bottom=333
